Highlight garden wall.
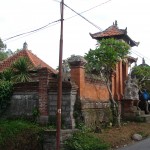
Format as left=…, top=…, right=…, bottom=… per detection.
left=5, top=80, right=78, bottom=129
left=4, top=60, right=113, bottom=129
left=68, top=56, right=111, bottom=128
left=5, top=82, right=39, bottom=117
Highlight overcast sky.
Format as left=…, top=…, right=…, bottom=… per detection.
left=0, top=0, right=150, bottom=69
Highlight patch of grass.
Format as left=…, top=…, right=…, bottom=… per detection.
left=0, top=119, right=43, bottom=149
left=64, top=130, right=110, bottom=150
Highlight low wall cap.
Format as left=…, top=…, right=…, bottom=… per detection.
left=68, top=55, right=87, bottom=67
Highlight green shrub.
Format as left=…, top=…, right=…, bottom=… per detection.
left=64, top=130, right=110, bottom=150
left=0, top=120, right=43, bottom=149
left=0, top=81, right=13, bottom=115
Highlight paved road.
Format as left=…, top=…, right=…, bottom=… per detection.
left=117, top=138, right=150, bottom=150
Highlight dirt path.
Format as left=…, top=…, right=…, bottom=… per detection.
left=97, top=122, right=150, bottom=149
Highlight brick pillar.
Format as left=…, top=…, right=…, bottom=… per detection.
left=115, top=63, right=119, bottom=100
left=122, top=62, right=128, bottom=95
left=70, top=66, right=85, bottom=97
left=38, top=68, right=49, bottom=124
left=119, top=60, right=123, bottom=100
left=68, top=55, right=87, bottom=98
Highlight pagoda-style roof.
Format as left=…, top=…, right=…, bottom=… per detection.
left=0, top=43, right=57, bottom=74
left=90, top=21, right=139, bottom=47
left=127, top=56, right=138, bottom=64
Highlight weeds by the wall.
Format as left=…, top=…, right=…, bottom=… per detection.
left=64, top=127, right=110, bottom=150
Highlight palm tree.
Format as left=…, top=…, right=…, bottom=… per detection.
left=11, top=57, right=33, bottom=83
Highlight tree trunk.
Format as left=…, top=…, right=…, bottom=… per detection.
left=105, top=78, right=121, bottom=127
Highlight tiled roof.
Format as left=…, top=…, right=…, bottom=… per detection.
left=90, top=21, right=139, bottom=47
left=127, top=56, right=138, bottom=64
left=0, top=49, right=57, bottom=74
left=90, top=25, right=126, bottom=38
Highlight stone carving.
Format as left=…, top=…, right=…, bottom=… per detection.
left=68, top=55, right=87, bottom=67
left=23, top=42, right=28, bottom=50
left=62, top=60, right=70, bottom=81
left=124, top=75, right=139, bottom=100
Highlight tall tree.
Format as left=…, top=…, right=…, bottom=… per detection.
left=131, top=65, right=150, bottom=91
left=0, top=38, right=8, bottom=61
left=85, top=38, right=130, bottom=126
left=0, top=38, right=6, bottom=51
left=0, top=51, right=8, bottom=61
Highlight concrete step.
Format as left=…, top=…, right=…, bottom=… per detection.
left=135, top=110, right=145, bottom=116
left=137, top=114, right=150, bottom=123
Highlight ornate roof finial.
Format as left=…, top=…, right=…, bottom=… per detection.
left=135, top=61, right=137, bottom=67
left=23, top=42, right=28, bottom=50
left=115, top=20, right=118, bottom=26
left=142, top=58, right=145, bottom=64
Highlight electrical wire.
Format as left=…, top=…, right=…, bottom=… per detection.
left=3, top=0, right=112, bottom=42
left=3, top=0, right=111, bottom=41
left=3, top=21, right=61, bottom=43
left=63, top=3, right=102, bottom=31
left=3, top=19, right=61, bottom=42
left=131, top=49, right=150, bottom=64
left=132, top=49, right=150, bottom=61
left=54, top=0, right=111, bottom=21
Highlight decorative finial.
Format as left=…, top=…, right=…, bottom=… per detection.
left=142, top=58, right=145, bottom=64
left=115, top=20, right=118, bottom=26
left=124, top=27, right=127, bottom=34
left=23, top=42, right=28, bottom=50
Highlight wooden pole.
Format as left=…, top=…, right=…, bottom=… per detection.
left=56, top=0, right=64, bottom=150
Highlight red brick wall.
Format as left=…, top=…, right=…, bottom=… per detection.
left=70, top=66, right=109, bottom=102
left=83, top=80, right=109, bottom=101
left=70, top=60, right=129, bottom=102
left=70, top=66, right=85, bottom=96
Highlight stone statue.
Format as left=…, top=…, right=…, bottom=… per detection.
left=62, top=60, right=70, bottom=81
left=124, top=75, right=139, bottom=100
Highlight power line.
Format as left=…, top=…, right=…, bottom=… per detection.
left=3, top=19, right=61, bottom=42
left=4, top=21, right=61, bottom=43
left=131, top=49, right=150, bottom=64
left=132, top=49, right=150, bottom=61
left=2, top=0, right=112, bottom=42
left=63, top=3, right=103, bottom=31
left=54, top=0, right=111, bottom=21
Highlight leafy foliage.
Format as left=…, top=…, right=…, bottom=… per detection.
left=11, top=57, right=33, bottom=83
left=85, top=38, right=130, bottom=76
left=0, top=68, right=14, bottom=81
left=131, top=65, right=150, bottom=90
left=0, top=120, right=43, bottom=149
left=0, top=81, right=13, bottom=115
left=0, top=38, right=6, bottom=51
left=0, top=51, right=8, bottom=61
left=84, top=38, right=130, bottom=126
left=64, top=130, right=110, bottom=150
left=0, top=57, right=33, bottom=115
left=0, top=38, right=8, bottom=61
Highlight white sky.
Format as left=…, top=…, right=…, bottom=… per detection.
left=0, top=0, right=150, bottom=69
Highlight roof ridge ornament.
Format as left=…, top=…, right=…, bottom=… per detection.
left=113, top=20, right=118, bottom=27
left=142, top=58, right=145, bottom=64
left=23, top=42, right=28, bottom=50
left=115, top=20, right=118, bottom=26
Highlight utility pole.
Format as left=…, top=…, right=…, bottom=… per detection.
left=56, top=0, right=64, bottom=150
